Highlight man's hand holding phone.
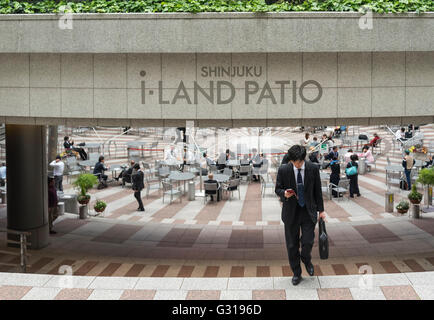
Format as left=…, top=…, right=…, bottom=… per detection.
left=284, top=189, right=296, bottom=199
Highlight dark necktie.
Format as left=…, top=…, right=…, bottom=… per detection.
left=297, top=168, right=305, bottom=207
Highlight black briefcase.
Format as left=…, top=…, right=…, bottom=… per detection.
left=318, top=218, right=329, bottom=260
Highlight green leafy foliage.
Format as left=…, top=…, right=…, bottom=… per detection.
left=73, top=173, right=98, bottom=196
left=0, top=0, right=432, bottom=14
left=94, top=200, right=107, bottom=212
left=417, top=167, right=434, bottom=186
left=408, top=184, right=423, bottom=203
left=396, top=199, right=409, bottom=211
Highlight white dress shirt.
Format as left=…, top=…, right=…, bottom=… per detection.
left=292, top=162, right=305, bottom=185
left=50, top=160, right=65, bottom=176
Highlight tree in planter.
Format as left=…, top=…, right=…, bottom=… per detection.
left=73, top=174, right=98, bottom=205
left=417, top=167, right=434, bottom=207
left=407, top=184, right=423, bottom=204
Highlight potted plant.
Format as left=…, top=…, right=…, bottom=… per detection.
left=73, top=174, right=98, bottom=205
left=94, top=200, right=107, bottom=213
left=396, top=200, right=410, bottom=214
left=407, top=184, right=423, bottom=204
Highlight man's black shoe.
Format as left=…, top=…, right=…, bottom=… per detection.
left=305, top=262, right=314, bottom=276
left=49, top=230, right=57, bottom=235
left=292, top=275, right=302, bottom=286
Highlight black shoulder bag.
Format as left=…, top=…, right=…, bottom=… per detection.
left=318, top=217, right=329, bottom=260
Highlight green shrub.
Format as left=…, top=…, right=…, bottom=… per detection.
left=408, top=184, right=423, bottom=203
left=396, top=200, right=409, bottom=211
left=94, top=200, right=107, bottom=212
left=73, top=173, right=98, bottom=196
left=0, top=0, right=432, bottom=14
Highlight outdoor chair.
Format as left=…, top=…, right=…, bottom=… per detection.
left=260, top=174, right=275, bottom=197
left=145, top=175, right=161, bottom=198
left=222, top=178, right=240, bottom=200
left=321, top=179, right=332, bottom=200
left=223, top=167, right=233, bottom=177
left=238, top=165, right=251, bottom=183
left=204, top=182, right=220, bottom=204
left=208, top=164, right=218, bottom=173
left=162, top=180, right=182, bottom=204
left=330, top=179, right=350, bottom=201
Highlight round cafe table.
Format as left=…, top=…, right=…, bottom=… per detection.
left=168, top=171, right=195, bottom=194
left=214, top=174, right=231, bottom=183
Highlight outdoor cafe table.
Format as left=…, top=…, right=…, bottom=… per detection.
left=78, top=160, right=96, bottom=171
left=168, top=171, right=195, bottom=194
left=85, top=143, right=102, bottom=154
left=214, top=174, right=231, bottom=183
left=226, top=160, right=240, bottom=168
left=110, top=164, right=124, bottom=181
left=385, top=165, right=404, bottom=173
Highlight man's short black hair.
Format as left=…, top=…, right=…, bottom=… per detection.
left=56, top=155, right=61, bottom=160
left=350, top=154, right=359, bottom=161
left=287, top=145, right=306, bottom=162
left=98, top=156, right=104, bottom=162
left=332, top=146, right=338, bottom=150
left=203, top=152, right=207, bottom=157
left=64, top=136, right=69, bottom=141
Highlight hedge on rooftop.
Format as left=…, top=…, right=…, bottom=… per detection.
left=0, top=0, right=432, bottom=14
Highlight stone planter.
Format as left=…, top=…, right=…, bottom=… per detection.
left=79, top=205, right=88, bottom=219
left=397, top=209, right=408, bottom=214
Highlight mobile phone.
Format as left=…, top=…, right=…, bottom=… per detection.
left=286, top=189, right=295, bottom=195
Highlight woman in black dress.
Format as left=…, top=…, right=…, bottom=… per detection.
left=346, top=154, right=361, bottom=198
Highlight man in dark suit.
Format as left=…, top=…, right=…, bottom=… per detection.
left=204, top=173, right=221, bottom=201
left=275, top=145, right=326, bottom=286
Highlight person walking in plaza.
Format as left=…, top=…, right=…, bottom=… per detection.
left=48, top=177, right=59, bottom=235
left=326, top=156, right=341, bottom=197
left=131, top=163, right=145, bottom=212
left=275, top=145, right=325, bottom=286
left=346, top=154, right=361, bottom=198
left=49, top=155, right=65, bottom=192
left=402, top=150, right=414, bottom=191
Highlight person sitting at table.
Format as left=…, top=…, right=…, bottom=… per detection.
left=422, top=155, right=433, bottom=169
left=93, top=156, right=110, bottom=188
left=165, top=145, right=177, bottom=160
left=358, top=146, right=374, bottom=166
left=368, top=133, right=380, bottom=147
left=204, top=173, right=221, bottom=201
left=325, top=156, right=341, bottom=197
left=118, top=160, right=135, bottom=186
left=203, top=153, right=216, bottom=167
left=395, top=127, right=406, bottom=141
left=63, top=136, right=88, bottom=160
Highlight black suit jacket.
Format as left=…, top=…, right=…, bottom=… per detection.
left=275, top=161, right=324, bottom=224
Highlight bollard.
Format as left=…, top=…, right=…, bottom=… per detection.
left=411, top=204, right=420, bottom=219
left=79, top=205, right=88, bottom=219
left=385, top=192, right=394, bottom=213
left=188, top=181, right=195, bottom=201
left=358, top=158, right=366, bottom=175
left=424, top=186, right=433, bottom=207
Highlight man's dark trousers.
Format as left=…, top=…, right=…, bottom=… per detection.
left=284, top=203, right=316, bottom=277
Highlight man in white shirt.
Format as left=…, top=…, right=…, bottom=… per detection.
left=395, top=127, right=405, bottom=140
left=50, top=155, right=65, bottom=191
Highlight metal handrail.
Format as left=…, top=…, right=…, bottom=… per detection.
left=0, top=228, right=31, bottom=272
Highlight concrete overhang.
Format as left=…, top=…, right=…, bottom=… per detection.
left=0, top=12, right=433, bottom=53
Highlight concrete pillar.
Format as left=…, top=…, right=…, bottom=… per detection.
left=424, top=185, right=432, bottom=207
left=6, top=125, right=49, bottom=249
left=411, top=204, right=420, bottom=219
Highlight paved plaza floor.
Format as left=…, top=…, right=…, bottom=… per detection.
left=1, top=271, right=433, bottom=300
left=1, top=125, right=434, bottom=278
